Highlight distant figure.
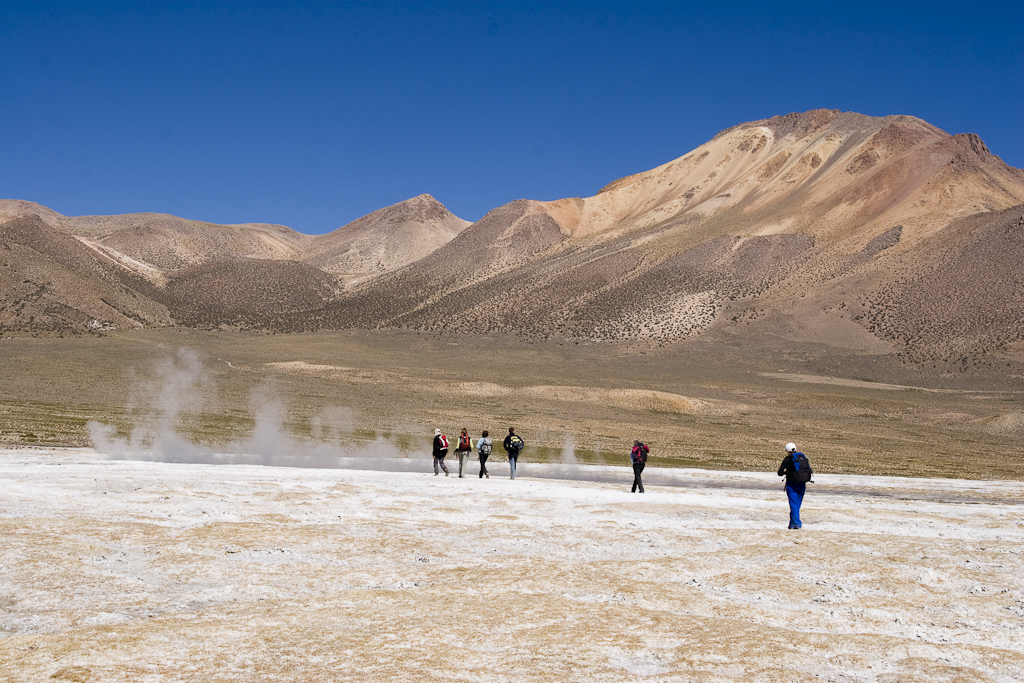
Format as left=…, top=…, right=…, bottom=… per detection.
left=778, top=442, right=813, bottom=529
left=503, top=427, right=525, bottom=479
left=630, top=440, right=649, bottom=493
left=456, top=427, right=473, bottom=478
left=432, top=429, right=450, bottom=476
left=477, top=429, right=492, bottom=479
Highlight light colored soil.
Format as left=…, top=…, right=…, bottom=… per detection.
left=1, top=449, right=1022, bottom=682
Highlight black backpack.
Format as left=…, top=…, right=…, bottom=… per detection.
left=508, top=434, right=524, bottom=451
left=633, top=443, right=649, bottom=464
left=790, top=452, right=812, bottom=483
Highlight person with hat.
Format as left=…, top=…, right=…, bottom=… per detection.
left=778, top=442, right=813, bottom=529
left=432, top=428, right=450, bottom=476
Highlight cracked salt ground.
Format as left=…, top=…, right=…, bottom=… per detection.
left=1, top=449, right=1023, bottom=682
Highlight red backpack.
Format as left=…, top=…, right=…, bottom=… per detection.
left=632, top=443, right=649, bottom=464
left=437, top=434, right=449, bottom=449
left=459, top=433, right=471, bottom=450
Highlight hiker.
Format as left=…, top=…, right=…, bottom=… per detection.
left=456, top=427, right=473, bottom=478
left=503, top=427, right=524, bottom=479
left=476, top=429, right=492, bottom=478
left=432, top=428, right=450, bottom=476
left=630, top=440, right=649, bottom=493
left=778, top=442, right=813, bottom=529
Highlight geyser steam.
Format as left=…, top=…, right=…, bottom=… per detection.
left=87, top=348, right=417, bottom=470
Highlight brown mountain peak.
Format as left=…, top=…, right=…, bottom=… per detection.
left=759, top=108, right=842, bottom=140
left=305, top=195, right=469, bottom=282
left=952, top=132, right=992, bottom=158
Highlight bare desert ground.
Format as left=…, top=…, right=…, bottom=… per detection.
left=1, top=448, right=1022, bottom=682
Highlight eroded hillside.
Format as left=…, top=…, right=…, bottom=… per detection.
left=2, top=109, right=1023, bottom=367
left=281, top=110, right=1024, bottom=366
left=0, top=194, right=468, bottom=334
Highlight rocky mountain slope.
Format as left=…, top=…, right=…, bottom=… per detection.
left=0, top=200, right=310, bottom=269
left=0, top=215, right=173, bottom=333
left=0, top=195, right=467, bottom=333
left=2, top=109, right=1022, bottom=366
left=284, top=110, right=1024, bottom=365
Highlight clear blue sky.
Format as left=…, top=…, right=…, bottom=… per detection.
left=2, top=1, right=1020, bottom=235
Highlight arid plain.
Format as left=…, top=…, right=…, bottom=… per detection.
left=3, top=109, right=1024, bottom=680
left=2, top=447, right=1023, bottom=682
left=1, top=327, right=1021, bottom=480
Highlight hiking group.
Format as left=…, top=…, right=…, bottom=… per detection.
left=431, top=429, right=813, bottom=529
left=432, top=427, right=524, bottom=479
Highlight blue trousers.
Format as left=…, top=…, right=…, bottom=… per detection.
left=508, top=453, right=518, bottom=479
left=786, top=481, right=806, bottom=529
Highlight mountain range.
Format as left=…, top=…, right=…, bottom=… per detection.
left=3, top=109, right=1023, bottom=366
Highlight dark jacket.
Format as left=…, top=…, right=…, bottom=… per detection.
left=433, top=435, right=449, bottom=458
left=778, top=452, right=812, bottom=482
left=503, top=433, right=523, bottom=454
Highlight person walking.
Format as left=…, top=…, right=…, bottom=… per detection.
left=778, top=442, right=813, bottom=529
left=630, top=440, right=649, bottom=493
left=456, top=427, right=473, bottom=478
left=476, top=429, right=492, bottom=478
left=432, top=428, right=450, bottom=476
left=503, top=427, right=524, bottom=479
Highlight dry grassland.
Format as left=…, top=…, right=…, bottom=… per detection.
left=0, top=329, right=1021, bottom=481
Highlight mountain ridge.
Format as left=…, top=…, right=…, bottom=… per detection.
left=2, top=109, right=1023, bottom=369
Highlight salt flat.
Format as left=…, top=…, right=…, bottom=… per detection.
left=1, top=448, right=1022, bottom=682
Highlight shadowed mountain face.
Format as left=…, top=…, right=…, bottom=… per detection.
left=0, top=215, right=173, bottom=333
left=2, top=109, right=1023, bottom=367
left=860, top=205, right=1024, bottom=364
left=0, top=194, right=468, bottom=333
left=165, top=258, right=340, bottom=327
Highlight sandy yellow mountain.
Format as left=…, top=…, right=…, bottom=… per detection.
left=297, top=110, right=1024, bottom=367
left=0, top=200, right=310, bottom=270
left=548, top=110, right=1023, bottom=244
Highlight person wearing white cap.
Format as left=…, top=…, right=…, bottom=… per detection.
left=432, top=428, right=450, bottom=476
left=777, top=442, right=813, bottom=529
